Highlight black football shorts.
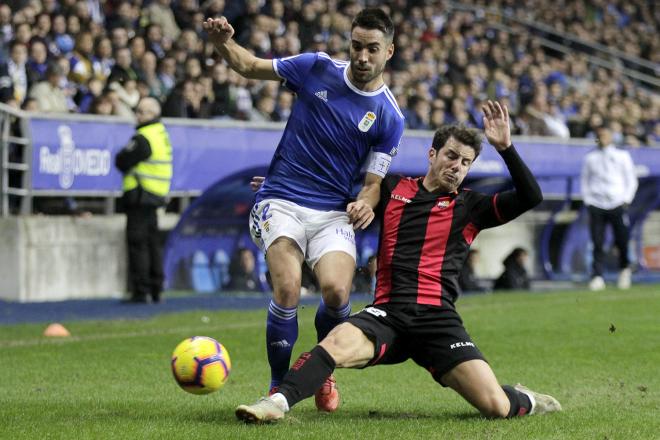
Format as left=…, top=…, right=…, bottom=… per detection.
left=347, top=302, right=486, bottom=386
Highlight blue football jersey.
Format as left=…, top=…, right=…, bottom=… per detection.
left=256, top=52, right=405, bottom=211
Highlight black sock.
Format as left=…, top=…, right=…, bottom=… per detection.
left=278, top=345, right=336, bottom=408
left=502, top=385, right=532, bottom=417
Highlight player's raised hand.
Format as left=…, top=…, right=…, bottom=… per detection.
left=203, top=17, right=235, bottom=45
left=250, top=176, right=265, bottom=192
left=482, top=100, right=511, bottom=151
left=347, top=200, right=375, bottom=230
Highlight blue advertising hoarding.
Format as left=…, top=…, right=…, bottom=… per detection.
left=28, top=116, right=660, bottom=196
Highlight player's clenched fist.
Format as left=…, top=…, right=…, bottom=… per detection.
left=203, top=17, right=235, bottom=45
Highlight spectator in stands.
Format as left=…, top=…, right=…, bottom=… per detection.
left=209, top=61, right=233, bottom=118
left=144, top=24, right=167, bottom=59
left=107, top=47, right=139, bottom=117
left=273, top=90, right=293, bottom=122
left=157, top=56, right=178, bottom=97
left=249, top=94, right=276, bottom=122
left=28, top=62, right=69, bottom=113
left=76, top=77, right=105, bottom=113
left=145, top=0, right=181, bottom=42
left=459, top=249, right=488, bottom=293
left=26, top=38, right=49, bottom=86
left=106, top=2, right=138, bottom=32
left=137, top=51, right=166, bottom=101
left=406, top=96, right=432, bottom=130
left=162, top=79, right=211, bottom=119
left=109, top=26, right=129, bottom=50
left=0, top=41, right=28, bottom=105
left=69, top=32, right=95, bottom=85
left=225, top=248, right=262, bottom=292
left=114, top=97, right=173, bottom=303
left=89, top=93, right=115, bottom=115
left=581, top=126, right=638, bottom=291
left=493, top=247, right=531, bottom=291
left=92, top=36, right=114, bottom=82
left=12, top=23, right=33, bottom=47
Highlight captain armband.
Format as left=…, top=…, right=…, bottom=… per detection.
left=365, top=151, right=392, bottom=178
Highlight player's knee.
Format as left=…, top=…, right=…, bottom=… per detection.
left=271, top=279, right=302, bottom=305
left=319, top=283, right=350, bottom=306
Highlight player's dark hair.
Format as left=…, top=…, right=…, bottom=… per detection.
left=351, top=8, right=394, bottom=41
left=432, top=125, right=483, bottom=158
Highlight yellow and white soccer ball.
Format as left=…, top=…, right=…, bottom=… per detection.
left=171, top=336, right=231, bottom=394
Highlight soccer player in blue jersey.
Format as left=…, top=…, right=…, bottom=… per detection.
left=204, top=8, right=405, bottom=412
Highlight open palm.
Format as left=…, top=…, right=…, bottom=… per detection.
left=482, top=100, right=511, bottom=151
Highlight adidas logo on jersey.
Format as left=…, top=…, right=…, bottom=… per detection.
left=315, top=90, right=328, bottom=102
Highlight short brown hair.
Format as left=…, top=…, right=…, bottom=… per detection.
left=352, top=8, right=394, bottom=41
left=432, top=125, right=483, bottom=158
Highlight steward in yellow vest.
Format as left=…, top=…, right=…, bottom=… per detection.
left=114, top=97, right=172, bottom=303
left=116, top=116, right=172, bottom=206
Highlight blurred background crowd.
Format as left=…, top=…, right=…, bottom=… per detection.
left=0, top=0, right=658, bottom=146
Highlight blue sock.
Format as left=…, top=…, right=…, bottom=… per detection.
left=266, top=300, right=298, bottom=390
left=314, top=299, right=351, bottom=342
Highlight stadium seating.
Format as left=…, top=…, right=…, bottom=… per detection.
left=0, top=1, right=656, bottom=145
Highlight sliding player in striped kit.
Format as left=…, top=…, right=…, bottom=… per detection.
left=204, top=8, right=404, bottom=411
left=236, top=101, right=562, bottom=423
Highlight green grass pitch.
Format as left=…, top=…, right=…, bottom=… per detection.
left=1, top=286, right=658, bottom=439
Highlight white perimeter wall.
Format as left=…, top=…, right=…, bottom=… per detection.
left=1, top=212, right=658, bottom=302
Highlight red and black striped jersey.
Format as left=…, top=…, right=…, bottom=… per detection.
left=373, top=146, right=543, bottom=309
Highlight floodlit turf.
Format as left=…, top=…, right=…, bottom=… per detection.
left=1, top=286, right=658, bottom=439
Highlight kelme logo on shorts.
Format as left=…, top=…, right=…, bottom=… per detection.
left=358, top=111, right=376, bottom=132
left=450, top=341, right=475, bottom=349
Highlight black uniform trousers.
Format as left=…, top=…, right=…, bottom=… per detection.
left=588, top=205, right=630, bottom=277
left=126, top=205, right=163, bottom=301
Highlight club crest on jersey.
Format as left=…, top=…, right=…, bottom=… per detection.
left=358, top=111, right=376, bottom=132
left=437, top=200, right=450, bottom=208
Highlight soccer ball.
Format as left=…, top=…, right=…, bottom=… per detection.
left=171, top=336, right=232, bottom=394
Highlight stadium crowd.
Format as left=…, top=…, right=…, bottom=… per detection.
left=0, top=0, right=658, bottom=146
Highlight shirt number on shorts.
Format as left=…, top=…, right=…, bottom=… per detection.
left=364, top=307, right=387, bottom=317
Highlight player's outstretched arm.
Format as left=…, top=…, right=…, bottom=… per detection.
left=203, top=17, right=279, bottom=81
left=482, top=100, right=543, bottom=220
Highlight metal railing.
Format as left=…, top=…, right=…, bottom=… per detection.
left=0, top=103, right=31, bottom=216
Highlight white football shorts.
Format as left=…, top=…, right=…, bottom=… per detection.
left=249, top=198, right=356, bottom=268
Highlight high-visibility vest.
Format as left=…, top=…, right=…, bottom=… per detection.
left=122, top=121, right=172, bottom=197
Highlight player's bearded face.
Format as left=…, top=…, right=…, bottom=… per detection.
left=349, top=27, right=393, bottom=85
